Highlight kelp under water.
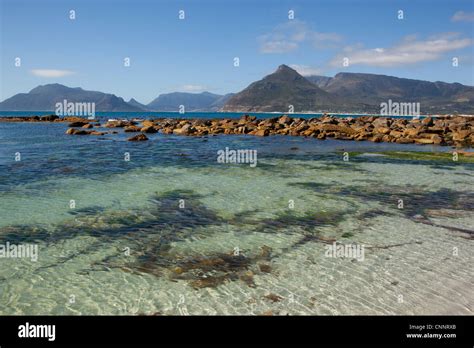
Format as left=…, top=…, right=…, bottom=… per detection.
left=0, top=130, right=473, bottom=315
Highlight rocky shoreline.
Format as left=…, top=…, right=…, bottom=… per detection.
left=1, top=114, right=473, bottom=147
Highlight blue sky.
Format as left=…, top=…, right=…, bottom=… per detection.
left=1, top=0, right=473, bottom=103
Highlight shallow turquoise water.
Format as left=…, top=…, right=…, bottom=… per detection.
left=0, top=122, right=472, bottom=315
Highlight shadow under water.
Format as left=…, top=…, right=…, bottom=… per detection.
left=1, top=179, right=472, bottom=292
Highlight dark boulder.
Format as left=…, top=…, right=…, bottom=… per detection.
left=40, top=114, right=59, bottom=122
left=128, top=134, right=149, bottom=141
left=68, top=121, right=88, bottom=127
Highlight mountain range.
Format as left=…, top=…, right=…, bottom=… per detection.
left=305, top=71, right=474, bottom=114
left=223, top=65, right=474, bottom=113
left=0, top=84, right=142, bottom=112
left=222, top=65, right=369, bottom=113
left=0, top=85, right=235, bottom=113
left=147, top=92, right=234, bottom=111
left=1, top=65, right=473, bottom=114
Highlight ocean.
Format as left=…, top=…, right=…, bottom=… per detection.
left=0, top=113, right=472, bottom=315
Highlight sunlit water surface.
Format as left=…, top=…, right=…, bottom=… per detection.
left=0, top=122, right=472, bottom=315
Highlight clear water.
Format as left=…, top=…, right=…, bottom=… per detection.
left=0, top=121, right=472, bottom=315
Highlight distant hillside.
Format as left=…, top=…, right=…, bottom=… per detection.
left=306, top=73, right=474, bottom=114
left=127, top=98, right=149, bottom=111
left=0, top=84, right=143, bottom=112
left=147, top=91, right=229, bottom=111
left=222, top=65, right=368, bottom=112
left=209, top=93, right=235, bottom=110
left=305, top=75, right=333, bottom=88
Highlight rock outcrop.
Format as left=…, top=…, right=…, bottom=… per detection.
left=142, top=114, right=473, bottom=147
left=4, top=114, right=473, bottom=147
left=127, top=134, right=149, bottom=141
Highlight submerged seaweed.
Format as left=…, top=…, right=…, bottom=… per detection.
left=0, top=189, right=222, bottom=247
left=259, top=210, right=345, bottom=231
left=67, top=205, right=105, bottom=216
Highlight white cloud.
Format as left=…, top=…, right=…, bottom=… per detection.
left=451, top=11, right=474, bottom=22
left=30, top=69, right=75, bottom=78
left=258, top=20, right=342, bottom=54
left=260, top=41, right=298, bottom=54
left=180, top=85, right=207, bottom=92
left=311, top=32, right=342, bottom=45
left=289, top=64, right=323, bottom=76
left=330, top=33, right=472, bottom=67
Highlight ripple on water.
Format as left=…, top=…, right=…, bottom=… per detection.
left=0, top=133, right=473, bottom=314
